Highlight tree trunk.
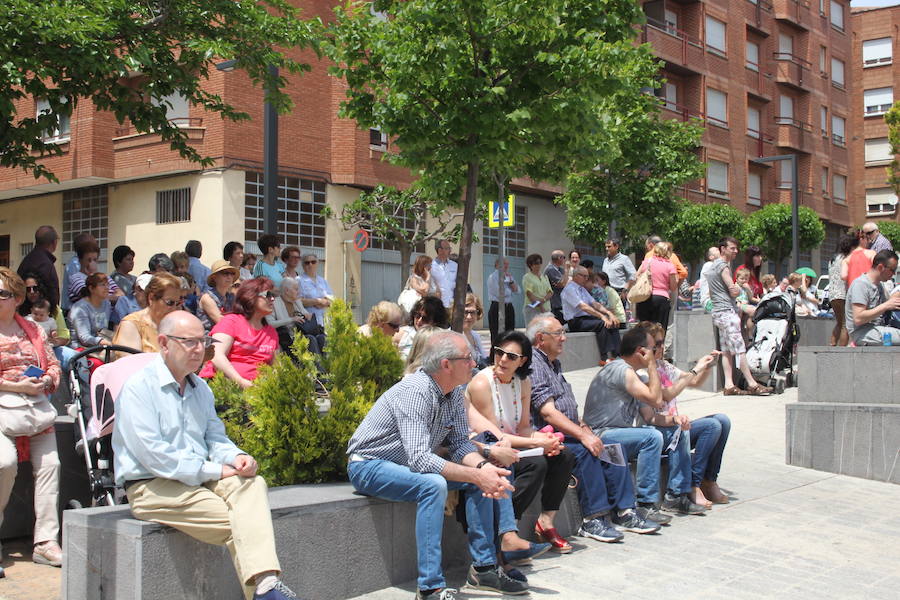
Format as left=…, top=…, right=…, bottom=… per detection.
left=398, top=240, right=412, bottom=295
left=451, top=158, right=481, bottom=332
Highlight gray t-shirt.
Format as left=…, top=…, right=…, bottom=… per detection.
left=705, top=258, right=736, bottom=313
left=582, top=358, right=639, bottom=433
left=845, top=274, right=886, bottom=340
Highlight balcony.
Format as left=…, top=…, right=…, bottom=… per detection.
left=745, top=63, right=774, bottom=100
left=114, top=117, right=204, bottom=138
left=773, top=0, right=811, bottom=30
left=773, top=53, right=811, bottom=90
left=746, top=0, right=774, bottom=35
left=774, top=117, right=813, bottom=153
left=746, top=128, right=776, bottom=158
left=641, top=19, right=706, bottom=74
left=659, top=99, right=705, bottom=123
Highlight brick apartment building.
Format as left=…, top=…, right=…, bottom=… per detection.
left=1, top=0, right=897, bottom=319
left=851, top=4, right=900, bottom=222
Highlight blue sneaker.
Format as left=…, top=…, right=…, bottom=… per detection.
left=500, top=541, right=552, bottom=565
left=253, top=581, right=299, bottom=600
left=577, top=516, right=624, bottom=543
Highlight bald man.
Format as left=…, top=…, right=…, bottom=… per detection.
left=112, top=312, right=299, bottom=600
left=861, top=222, right=893, bottom=254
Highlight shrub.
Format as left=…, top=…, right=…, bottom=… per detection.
left=209, top=372, right=249, bottom=448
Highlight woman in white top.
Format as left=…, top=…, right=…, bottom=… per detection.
left=271, top=277, right=324, bottom=355
left=407, top=254, right=440, bottom=299
left=454, top=292, right=489, bottom=370
left=466, top=330, right=575, bottom=556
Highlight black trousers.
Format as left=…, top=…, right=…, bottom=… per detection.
left=511, top=449, right=576, bottom=519
left=635, top=294, right=671, bottom=332
left=488, top=301, right=515, bottom=347
left=567, top=315, right=611, bottom=356
left=551, top=306, right=566, bottom=326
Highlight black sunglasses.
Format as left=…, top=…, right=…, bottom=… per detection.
left=304, top=260, right=318, bottom=265
left=162, top=296, right=187, bottom=307
left=26, top=285, right=40, bottom=292
left=494, top=347, right=525, bottom=361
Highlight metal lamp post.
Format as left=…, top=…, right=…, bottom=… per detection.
left=750, top=153, right=799, bottom=274
left=216, top=60, right=279, bottom=236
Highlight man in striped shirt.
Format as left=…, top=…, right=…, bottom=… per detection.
left=347, top=331, right=526, bottom=599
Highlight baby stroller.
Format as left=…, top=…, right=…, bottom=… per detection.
left=745, top=290, right=800, bottom=393
left=66, top=346, right=151, bottom=506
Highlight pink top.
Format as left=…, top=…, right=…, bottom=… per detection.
left=639, top=256, right=676, bottom=299
left=199, top=314, right=278, bottom=381
left=0, top=316, right=61, bottom=392
left=845, top=248, right=873, bottom=286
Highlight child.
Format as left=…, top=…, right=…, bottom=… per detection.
left=734, top=267, right=756, bottom=339
left=26, top=298, right=57, bottom=339
left=760, top=273, right=777, bottom=295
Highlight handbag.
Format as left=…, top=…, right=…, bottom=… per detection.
left=398, top=287, right=421, bottom=314
left=0, top=392, right=57, bottom=437
left=298, top=314, right=325, bottom=336
left=627, top=260, right=653, bottom=304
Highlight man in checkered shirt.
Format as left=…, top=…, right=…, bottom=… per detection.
left=347, top=331, right=526, bottom=600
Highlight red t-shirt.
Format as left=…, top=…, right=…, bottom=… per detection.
left=199, top=314, right=278, bottom=381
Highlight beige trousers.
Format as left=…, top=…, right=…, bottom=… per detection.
left=128, top=475, right=280, bottom=600
left=0, top=430, right=60, bottom=545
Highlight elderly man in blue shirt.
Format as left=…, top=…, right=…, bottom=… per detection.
left=562, top=266, right=620, bottom=365
left=112, top=311, right=298, bottom=600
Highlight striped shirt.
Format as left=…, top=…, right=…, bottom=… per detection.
left=347, top=370, right=477, bottom=474
left=529, top=349, right=579, bottom=429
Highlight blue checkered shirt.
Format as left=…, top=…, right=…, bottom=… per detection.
left=347, top=370, right=477, bottom=474
left=529, top=349, right=580, bottom=429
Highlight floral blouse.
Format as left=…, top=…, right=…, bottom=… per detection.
left=0, top=319, right=61, bottom=392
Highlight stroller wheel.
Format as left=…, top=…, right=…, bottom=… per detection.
left=67, top=499, right=83, bottom=510
left=775, top=379, right=785, bottom=394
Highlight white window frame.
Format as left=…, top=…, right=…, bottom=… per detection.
left=831, top=57, right=845, bottom=88
left=706, top=87, right=727, bottom=127
left=747, top=106, right=761, bottom=138
left=865, top=138, right=893, bottom=164
left=778, top=160, right=793, bottom=189
left=833, top=174, right=847, bottom=204
left=369, top=127, right=388, bottom=149
left=829, top=0, right=844, bottom=31
left=777, top=95, right=794, bottom=125
left=866, top=188, right=898, bottom=216
left=707, top=160, right=729, bottom=197
left=862, top=38, right=892, bottom=67
left=705, top=16, right=726, bottom=55
left=36, top=97, right=71, bottom=143
left=831, top=115, right=845, bottom=146
left=746, top=41, right=760, bottom=71
left=748, top=172, right=762, bottom=206
left=820, top=106, right=828, bottom=136
left=821, top=167, right=829, bottom=197
left=864, top=87, right=893, bottom=117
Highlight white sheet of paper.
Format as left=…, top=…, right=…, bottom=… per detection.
left=517, top=447, right=545, bottom=458
left=599, top=443, right=626, bottom=467
left=666, top=428, right=682, bottom=453
left=528, top=300, right=542, bottom=308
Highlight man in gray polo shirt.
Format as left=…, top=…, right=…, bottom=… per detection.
left=601, top=239, right=636, bottom=297
left=846, top=249, right=900, bottom=345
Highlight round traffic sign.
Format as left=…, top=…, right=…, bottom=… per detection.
left=353, top=229, right=370, bottom=252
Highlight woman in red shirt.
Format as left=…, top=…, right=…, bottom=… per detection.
left=200, top=277, right=279, bottom=388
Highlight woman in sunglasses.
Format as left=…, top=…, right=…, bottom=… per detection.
left=200, top=278, right=279, bottom=389
left=397, top=296, right=448, bottom=361
left=358, top=300, right=403, bottom=348
left=465, top=330, right=575, bottom=556
left=112, top=273, right=184, bottom=353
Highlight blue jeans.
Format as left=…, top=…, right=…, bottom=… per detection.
left=598, top=426, right=692, bottom=503
left=689, top=414, right=731, bottom=486
left=54, top=345, right=77, bottom=370
left=347, top=459, right=497, bottom=591
left=567, top=438, right=635, bottom=517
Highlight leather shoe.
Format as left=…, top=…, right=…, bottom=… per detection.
left=500, top=541, right=551, bottom=565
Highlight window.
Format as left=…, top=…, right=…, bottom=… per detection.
left=748, top=172, right=762, bottom=206
left=35, top=97, right=71, bottom=142
left=779, top=160, right=793, bottom=189
left=369, top=128, right=387, bottom=149
left=705, top=16, right=726, bottom=54
left=707, top=160, right=728, bottom=196
left=663, top=82, right=677, bottom=111
left=865, top=138, right=893, bottom=164
left=777, top=95, right=794, bottom=125
left=833, top=174, right=847, bottom=203
left=156, top=188, right=192, bottom=224
left=706, top=87, right=727, bottom=127
left=866, top=188, right=898, bottom=216
left=20, top=243, right=34, bottom=259
left=747, top=106, right=761, bottom=138
left=819, top=47, right=828, bottom=75
left=483, top=204, right=527, bottom=257
left=820, top=106, right=828, bottom=136
left=864, top=87, right=893, bottom=116
left=368, top=208, right=425, bottom=252
left=777, top=33, right=793, bottom=59
left=820, top=0, right=827, bottom=15
left=831, top=115, right=845, bottom=146
left=831, top=58, right=845, bottom=87
left=829, top=0, right=844, bottom=31
left=62, top=186, right=108, bottom=255
left=244, top=172, right=326, bottom=249
left=821, top=167, right=829, bottom=196
left=746, top=41, right=759, bottom=71
left=151, top=92, right=189, bottom=123
left=664, top=8, right=679, bottom=33
left=863, top=38, right=892, bottom=67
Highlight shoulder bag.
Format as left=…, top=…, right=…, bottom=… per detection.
left=627, top=260, right=653, bottom=304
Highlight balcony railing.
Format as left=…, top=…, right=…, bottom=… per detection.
left=773, top=52, right=812, bottom=88
left=746, top=127, right=776, bottom=157
left=642, top=18, right=705, bottom=66
left=114, top=117, right=204, bottom=138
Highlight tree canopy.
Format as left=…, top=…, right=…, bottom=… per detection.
left=873, top=221, right=900, bottom=249
left=664, top=201, right=745, bottom=265
left=886, top=100, right=900, bottom=195
left=0, top=0, right=318, bottom=181
left=740, top=203, right=825, bottom=275
left=326, top=0, right=659, bottom=329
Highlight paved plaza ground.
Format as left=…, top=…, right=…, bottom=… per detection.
left=3, top=366, right=900, bottom=600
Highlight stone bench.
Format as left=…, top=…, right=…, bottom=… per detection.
left=786, top=346, right=900, bottom=484
left=62, top=482, right=584, bottom=600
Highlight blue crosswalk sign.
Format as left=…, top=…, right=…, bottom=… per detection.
left=488, top=195, right=515, bottom=228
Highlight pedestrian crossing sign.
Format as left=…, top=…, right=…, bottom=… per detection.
left=488, top=195, right=515, bottom=228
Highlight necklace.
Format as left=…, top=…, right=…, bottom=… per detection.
left=489, top=367, right=520, bottom=433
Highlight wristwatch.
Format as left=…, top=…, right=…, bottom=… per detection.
left=476, top=460, right=490, bottom=469
left=481, top=445, right=492, bottom=460
left=689, top=368, right=699, bottom=377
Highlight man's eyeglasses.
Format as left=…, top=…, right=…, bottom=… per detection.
left=464, top=309, right=479, bottom=317
left=0, top=290, right=15, bottom=300
left=288, top=254, right=301, bottom=260
left=386, top=321, right=402, bottom=330
left=167, top=335, right=216, bottom=350
left=494, top=347, right=525, bottom=361
left=447, top=354, right=474, bottom=362
left=304, top=260, right=318, bottom=265
left=258, top=291, right=276, bottom=300
left=542, top=329, right=565, bottom=337
left=863, top=230, right=877, bottom=237
left=162, top=296, right=187, bottom=307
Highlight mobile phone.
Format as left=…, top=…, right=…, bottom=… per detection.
left=23, top=365, right=45, bottom=379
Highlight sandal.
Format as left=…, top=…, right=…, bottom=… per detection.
left=535, top=521, right=572, bottom=554
left=723, top=386, right=749, bottom=396
left=746, top=384, right=772, bottom=396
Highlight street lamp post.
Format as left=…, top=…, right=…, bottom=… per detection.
left=216, top=60, right=279, bottom=236
left=751, top=153, right=799, bottom=274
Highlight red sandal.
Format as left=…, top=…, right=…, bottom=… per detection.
left=535, top=521, right=572, bottom=554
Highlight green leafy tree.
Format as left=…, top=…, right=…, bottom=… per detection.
left=322, top=184, right=462, bottom=289
left=874, top=221, right=900, bottom=249
left=558, top=95, right=705, bottom=249
left=0, top=0, right=319, bottom=181
left=326, top=0, right=658, bottom=329
left=664, top=201, right=745, bottom=265
left=886, top=100, right=900, bottom=194
left=740, top=204, right=825, bottom=276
